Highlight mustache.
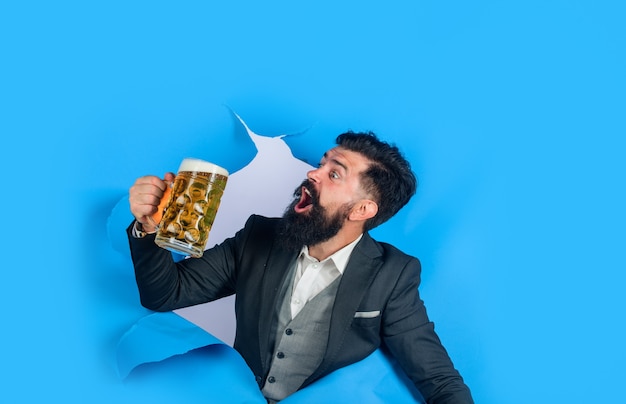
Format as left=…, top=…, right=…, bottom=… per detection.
left=293, top=179, right=319, bottom=203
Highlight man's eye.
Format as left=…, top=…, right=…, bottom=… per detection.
left=330, top=171, right=340, bottom=179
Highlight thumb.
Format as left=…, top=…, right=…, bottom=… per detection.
left=164, top=172, right=176, bottom=183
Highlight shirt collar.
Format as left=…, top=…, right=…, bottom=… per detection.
left=300, top=234, right=363, bottom=275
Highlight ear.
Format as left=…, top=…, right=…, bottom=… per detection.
left=349, top=199, right=378, bottom=222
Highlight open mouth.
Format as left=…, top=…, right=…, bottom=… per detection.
left=294, top=186, right=314, bottom=214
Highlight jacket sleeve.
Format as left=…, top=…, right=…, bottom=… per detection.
left=126, top=216, right=254, bottom=312
left=382, top=257, right=474, bottom=404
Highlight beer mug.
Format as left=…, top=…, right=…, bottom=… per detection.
left=152, top=158, right=229, bottom=258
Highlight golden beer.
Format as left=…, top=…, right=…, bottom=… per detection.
left=155, top=158, right=228, bottom=258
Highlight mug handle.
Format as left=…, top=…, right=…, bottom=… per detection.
left=147, top=180, right=173, bottom=229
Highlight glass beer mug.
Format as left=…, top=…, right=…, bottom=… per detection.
left=153, top=158, right=228, bottom=258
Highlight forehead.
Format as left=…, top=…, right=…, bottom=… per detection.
left=323, top=147, right=372, bottom=174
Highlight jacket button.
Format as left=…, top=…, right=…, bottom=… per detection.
left=285, top=328, right=293, bottom=335
left=268, top=376, right=276, bottom=383
left=276, top=352, right=285, bottom=359
left=255, top=375, right=262, bottom=385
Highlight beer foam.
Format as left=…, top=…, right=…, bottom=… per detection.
left=178, top=158, right=229, bottom=176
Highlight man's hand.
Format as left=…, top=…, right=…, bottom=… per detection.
left=129, top=172, right=176, bottom=233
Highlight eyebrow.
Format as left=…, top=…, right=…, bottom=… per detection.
left=323, top=152, right=349, bottom=172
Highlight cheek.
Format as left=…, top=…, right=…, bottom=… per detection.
left=319, top=191, right=339, bottom=208
left=320, top=182, right=355, bottom=206
left=322, top=195, right=351, bottom=216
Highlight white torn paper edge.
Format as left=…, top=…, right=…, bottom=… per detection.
left=173, top=113, right=314, bottom=346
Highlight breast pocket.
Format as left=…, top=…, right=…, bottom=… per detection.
left=352, top=310, right=382, bottom=328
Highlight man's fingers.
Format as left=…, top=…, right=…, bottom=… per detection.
left=129, top=175, right=170, bottom=225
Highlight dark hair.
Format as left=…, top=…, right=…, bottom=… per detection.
left=336, top=131, right=417, bottom=230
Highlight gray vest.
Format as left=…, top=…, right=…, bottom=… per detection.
left=262, top=266, right=341, bottom=401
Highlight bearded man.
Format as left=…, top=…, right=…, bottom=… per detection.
left=127, top=131, right=474, bottom=403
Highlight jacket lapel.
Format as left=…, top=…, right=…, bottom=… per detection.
left=257, top=243, right=298, bottom=370
left=306, top=232, right=383, bottom=382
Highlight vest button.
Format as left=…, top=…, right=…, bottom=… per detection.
left=285, top=328, right=293, bottom=335
left=268, top=376, right=276, bottom=383
left=276, top=351, right=285, bottom=359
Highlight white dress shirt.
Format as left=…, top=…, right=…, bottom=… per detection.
left=290, top=235, right=362, bottom=318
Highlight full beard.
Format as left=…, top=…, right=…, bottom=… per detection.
left=276, top=180, right=351, bottom=251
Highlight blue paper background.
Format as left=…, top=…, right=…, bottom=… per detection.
left=2, top=1, right=625, bottom=403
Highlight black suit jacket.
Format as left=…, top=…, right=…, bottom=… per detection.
left=128, top=215, right=473, bottom=403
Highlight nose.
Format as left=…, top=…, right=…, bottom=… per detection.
left=307, top=167, right=321, bottom=183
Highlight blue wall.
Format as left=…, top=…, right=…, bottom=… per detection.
left=2, top=1, right=625, bottom=403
